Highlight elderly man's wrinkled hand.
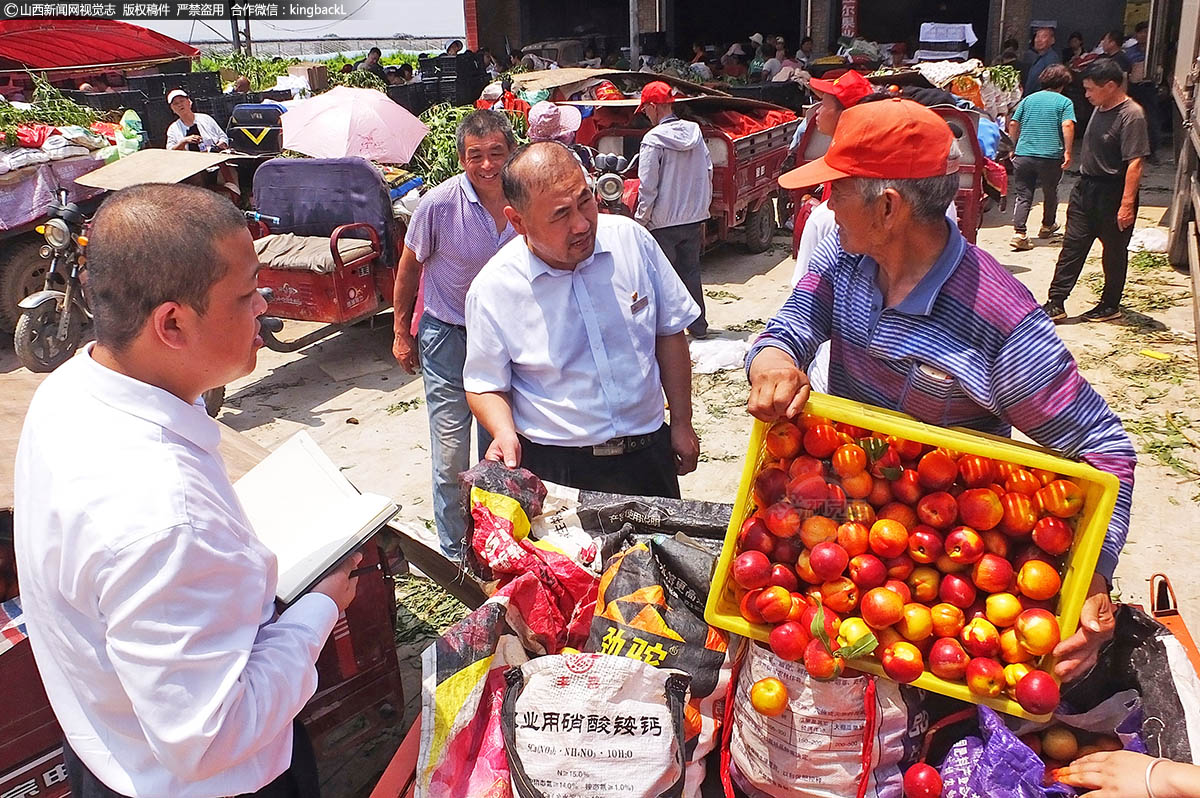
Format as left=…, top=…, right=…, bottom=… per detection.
left=392, top=329, right=419, bottom=373
left=1053, top=573, right=1116, bottom=682
left=671, top=421, right=700, bottom=476
left=1117, top=203, right=1136, bottom=231
left=747, top=358, right=811, bottom=422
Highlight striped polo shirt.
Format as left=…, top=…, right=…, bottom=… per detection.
left=748, top=225, right=1135, bottom=580
left=404, top=173, right=518, bottom=327
left=1012, top=90, right=1076, bottom=159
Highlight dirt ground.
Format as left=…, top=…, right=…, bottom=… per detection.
left=193, top=156, right=1200, bottom=633
left=1, top=154, right=1197, bottom=724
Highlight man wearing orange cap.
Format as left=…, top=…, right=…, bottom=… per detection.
left=746, top=98, right=1136, bottom=686
left=786, top=73, right=960, bottom=391
left=786, top=69, right=874, bottom=168
left=635, top=81, right=713, bottom=338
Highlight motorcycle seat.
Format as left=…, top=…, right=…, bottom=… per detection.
left=253, top=232, right=376, bottom=274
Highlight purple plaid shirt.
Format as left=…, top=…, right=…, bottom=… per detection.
left=404, top=173, right=517, bottom=326
left=748, top=225, right=1136, bottom=580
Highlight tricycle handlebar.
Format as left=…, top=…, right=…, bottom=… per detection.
left=244, top=211, right=282, bottom=226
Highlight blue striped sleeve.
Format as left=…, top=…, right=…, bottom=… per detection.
left=746, top=236, right=839, bottom=378
left=989, top=310, right=1136, bottom=581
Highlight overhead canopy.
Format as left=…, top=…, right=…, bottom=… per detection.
left=0, top=19, right=198, bottom=74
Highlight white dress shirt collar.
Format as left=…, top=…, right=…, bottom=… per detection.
left=78, top=344, right=220, bottom=455
left=521, top=227, right=614, bottom=280
left=463, top=215, right=700, bottom=446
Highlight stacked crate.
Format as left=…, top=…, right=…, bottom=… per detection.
left=417, top=54, right=484, bottom=106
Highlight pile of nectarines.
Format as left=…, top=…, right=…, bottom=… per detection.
left=1027, top=726, right=1123, bottom=786
left=730, top=414, right=1087, bottom=716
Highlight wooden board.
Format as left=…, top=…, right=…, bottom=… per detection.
left=74, top=148, right=236, bottom=191
left=0, top=366, right=266, bottom=512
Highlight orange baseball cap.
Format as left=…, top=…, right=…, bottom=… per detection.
left=635, top=81, right=674, bottom=115
left=779, top=98, right=956, bottom=190
left=807, top=69, right=874, bottom=108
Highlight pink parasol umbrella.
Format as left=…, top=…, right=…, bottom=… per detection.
left=281, top=86, right=429, bottom=164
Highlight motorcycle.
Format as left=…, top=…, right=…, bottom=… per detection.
left=591, top=151, right=639, bottom=218
left=14, top=189, right=89, bottom=373
left=11, top=195, right=277, bottom=419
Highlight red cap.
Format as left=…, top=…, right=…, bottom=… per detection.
left=779, top=98, right=956, bottom=190
left=635, top=81, right=674, bottom=115
left=806, top=69, right=873, bottom=108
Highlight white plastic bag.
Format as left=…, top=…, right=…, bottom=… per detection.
left=727, top=642, right=908, bottom=798
left=1128, top=226, right=1169, bottom=253
left=501, top=653, right=691, bottom=798
left=690, top=337, right=751, bottom=374
left=0, top=146, right=49, bottom=170
left=57, top=125, right=108, bottom=150
left=41, top=135, right=89, bottom=160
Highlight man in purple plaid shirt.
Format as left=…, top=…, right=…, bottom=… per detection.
left=748, top=99, right=1135, bottom=682
left=392, top=110, right=519, bottom=559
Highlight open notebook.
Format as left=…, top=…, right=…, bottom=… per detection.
left=233, top=431, right=397, bottom=605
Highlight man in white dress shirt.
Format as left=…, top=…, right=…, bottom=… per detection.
left=14, top=184, right=360, bottom=798
left=464, top=141, right=701, bottom=497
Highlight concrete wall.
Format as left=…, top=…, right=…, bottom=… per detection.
left=1030, top=0, right=1130, bottom=50
left=810, top=0, right=836, bottom=54
left=473, top=0, right=524, bottom=58
left=990, top=0, right=1032, bottom=60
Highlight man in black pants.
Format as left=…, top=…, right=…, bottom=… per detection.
left=634, top=81, right=714, bottom=339
left=464, top=142, right=701, bottom=497
left=1044, top=59, right=1148, bottom=323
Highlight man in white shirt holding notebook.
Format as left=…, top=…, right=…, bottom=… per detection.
left=13, top=184, right=360, bottom=798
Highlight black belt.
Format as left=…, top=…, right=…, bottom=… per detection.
left=531, top=430, right=661, bottom=457
left=588, top=432, right=659, bottom=456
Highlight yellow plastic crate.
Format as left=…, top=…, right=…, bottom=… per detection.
left=703, top=392, right=1120, bottom=721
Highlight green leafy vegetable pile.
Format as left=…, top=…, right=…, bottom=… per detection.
left=331, top=69, right=389, bottom=92
left=410, top=103, right=528, bottom=187
left=196, top=52, right=296, bottom=91
left=0, top=74, right=99, bottom=147
left=985, top=65, right=1020, bottom=93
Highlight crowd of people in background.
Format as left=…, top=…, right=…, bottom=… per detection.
left=997, top=22, right=1156, bottom=322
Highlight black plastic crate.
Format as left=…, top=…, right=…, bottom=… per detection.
left=418, top=54, right=484, bottom=85
left=423, top=74, right=482, bottom=106
left=417, top=54, right=468, bottom=79
left=125, top=73, right=184, bottom=100
left=387, top=83, right=429, bottom=115
left=63, top=89, right=149, bottom=112
left=194, top=92, right=262, bottom=125
left=185, top=71, right=222, bottom=98
left=191, top=94, right=219, bottom=115
left=143, top=102, right=177, bottom=148
left=420, top=78, right=455, bottom=107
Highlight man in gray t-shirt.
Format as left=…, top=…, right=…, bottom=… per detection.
left=1044, top=59, right=1149, bottom=323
